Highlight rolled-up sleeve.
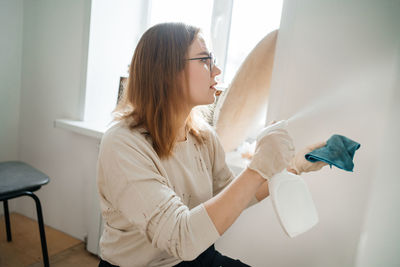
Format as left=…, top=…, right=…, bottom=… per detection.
left=98, top=132, right=220, bottom=261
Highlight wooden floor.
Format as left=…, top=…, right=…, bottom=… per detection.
left=0, top=213, right=100, bottom=267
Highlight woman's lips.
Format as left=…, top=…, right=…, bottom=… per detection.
left=210, top=84, right=223, bottom=96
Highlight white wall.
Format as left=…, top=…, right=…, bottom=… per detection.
left=14, top=0, right=98, bottom=241
left=0, top=0, right=23, bottom=217
left=355, top=53, right=400, bottom=267
left=0, top=0, right=23, bottom=162
left=216, top=0, right=399, bottom=266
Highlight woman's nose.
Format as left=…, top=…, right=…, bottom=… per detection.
left=212, top=65, right=222, bottom=77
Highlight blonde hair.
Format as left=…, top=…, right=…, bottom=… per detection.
left=113, top=22, right=209, bottom=158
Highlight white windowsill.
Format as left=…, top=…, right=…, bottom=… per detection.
left=55, top=118, right=247, bottom=173
left=54, top=119, right=112, bottom=140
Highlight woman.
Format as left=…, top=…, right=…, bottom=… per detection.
left=97, top=22, right=326, bottom=267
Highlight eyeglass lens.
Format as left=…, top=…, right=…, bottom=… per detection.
left=210, top=52, right=215, bottom=74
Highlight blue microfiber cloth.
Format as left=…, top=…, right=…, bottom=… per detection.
left=305, top=134, right=361, bottom=172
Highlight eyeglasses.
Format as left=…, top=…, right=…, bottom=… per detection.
left=187, top=52, right=216, bottom=76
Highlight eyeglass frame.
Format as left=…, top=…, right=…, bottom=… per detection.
left=186, top=52, right=216, bottom=76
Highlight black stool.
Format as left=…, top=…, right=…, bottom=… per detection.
left=0, top=161, right=50, bottom=267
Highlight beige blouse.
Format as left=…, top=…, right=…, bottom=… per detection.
left=97, top=119, right=257, bottom=267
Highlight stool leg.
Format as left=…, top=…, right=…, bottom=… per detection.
left=24, top=192, right=49, bottom=267
left=3, top=200, right=12, bottom=242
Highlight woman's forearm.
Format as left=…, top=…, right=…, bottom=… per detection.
left=256, top=167, right=297, bottom=201
left=253, top=168, right=296, bottom=202
left=204, top=168, right=265, bottom=235
left=255, top=180, right=270, bottom=201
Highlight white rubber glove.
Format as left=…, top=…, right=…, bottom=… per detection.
left=288, top=141, right=328, bottom=175
left=248, top=126, right=295, bottom=180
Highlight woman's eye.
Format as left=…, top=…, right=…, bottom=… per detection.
left=200, top=58, right=208, bottom=63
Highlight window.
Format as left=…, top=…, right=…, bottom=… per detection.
left=224, top=0, right=283, bottom=139
left=224, top=0, right=283, bottom=83
left=83, top=0, right=283, bottom=134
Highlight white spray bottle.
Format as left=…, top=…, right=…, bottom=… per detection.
left=258, top=120, right=319, bottom=237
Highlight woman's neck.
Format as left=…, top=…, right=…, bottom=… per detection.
left=176, top=111, right=191, bottom=142
left=176, top=122, right=189, bottom=142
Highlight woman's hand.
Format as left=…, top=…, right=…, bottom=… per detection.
left=287, top=141, right=328, bottom=175
left=248, top=125, right=295, bottom=180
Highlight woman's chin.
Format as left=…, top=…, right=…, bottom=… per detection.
left=208, top=95, right=216, bottom=105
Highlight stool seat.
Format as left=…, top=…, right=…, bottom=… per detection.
left=0, top=160, right=50, bottom=267
left=0, top=161, right=49, bottom=197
